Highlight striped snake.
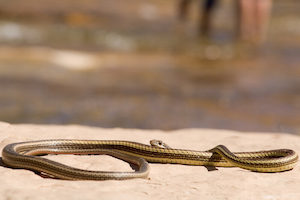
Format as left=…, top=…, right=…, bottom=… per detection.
left=1, top=139, right=298, bottom=180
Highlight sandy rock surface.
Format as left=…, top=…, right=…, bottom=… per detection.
left=0, top=121, right=299, bottom=200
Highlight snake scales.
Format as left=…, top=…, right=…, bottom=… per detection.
left=2, top=139, right=298, bottom=180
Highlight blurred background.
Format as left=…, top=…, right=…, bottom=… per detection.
left=0, top=0, right=299, bottom=134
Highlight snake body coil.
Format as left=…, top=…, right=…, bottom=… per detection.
left=2, top=140, right=298, bottom=180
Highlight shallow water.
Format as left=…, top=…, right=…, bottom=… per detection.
left=0, top=0, right=299, bottom=133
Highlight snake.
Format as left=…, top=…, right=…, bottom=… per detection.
left=1, top=139, right=298, bottom=180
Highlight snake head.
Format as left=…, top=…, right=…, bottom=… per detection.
left=149, top=140, right=171, bottom=149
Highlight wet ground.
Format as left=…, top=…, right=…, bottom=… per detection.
left=0, top=0, right=299, bottom=133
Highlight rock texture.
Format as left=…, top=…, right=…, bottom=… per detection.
left=0, top=122, right=299, bottom=200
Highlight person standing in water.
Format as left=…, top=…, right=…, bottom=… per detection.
left=178, top=0, right=218, bottom=36
left=237, top=0, right=273, bottom=42
left=178, top=0, right=273, bottom=43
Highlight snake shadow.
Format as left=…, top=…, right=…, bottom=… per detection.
left=0, top=156, right=147, bottom=180
left=0, top=156, right=56, bottom=179
left=0, top=155, right=218, bottom=176
left=0, top=157, right=5, bottom=167
left=0, top=157, right=9, bottom=168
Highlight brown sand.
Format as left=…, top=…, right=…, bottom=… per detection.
left=0, top=121, right=299, bottom=199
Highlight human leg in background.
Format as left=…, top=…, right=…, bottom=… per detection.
left=178, top=0, right=192, bottom=20
left=237, top=0, right=273, bottom=42
left=200, top=0, right=218, bottom=36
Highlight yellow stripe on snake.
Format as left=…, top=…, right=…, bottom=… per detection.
left=2, top=139, right=298, bottom=180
